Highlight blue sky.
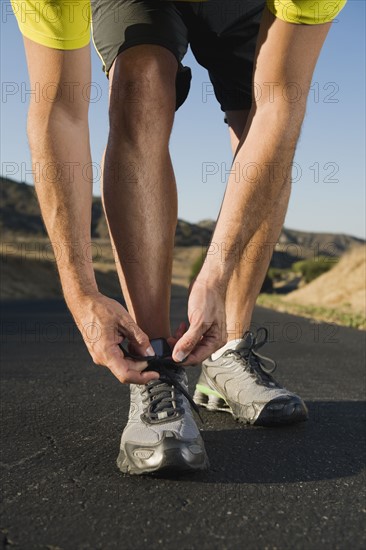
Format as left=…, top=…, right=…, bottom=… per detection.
left=1, top=0, right=365, bottom=238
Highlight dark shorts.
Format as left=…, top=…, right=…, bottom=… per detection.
left=91, top=0, right=265, bottom=113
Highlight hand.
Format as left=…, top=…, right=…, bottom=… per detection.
left=167, top=321, right=188, bottom=351
left=172, top=279, right=227, bottom=364
left=68, top=292, right=159, bottom=384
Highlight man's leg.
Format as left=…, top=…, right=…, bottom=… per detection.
left=97, top=35, right=209, bottom=473
left=193, top=107, right=301, bottom=424
left=103, top=45, right=178, bottom=340
left=187, top=8, right=334, bottom=424
left=89, top=2, right=209, bottom=476
left=224, top=110, right=291, bottom=340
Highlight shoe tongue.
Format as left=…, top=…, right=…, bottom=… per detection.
left=150, top=338, right=172, bottom=358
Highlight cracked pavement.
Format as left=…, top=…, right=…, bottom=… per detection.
left=1, top=294, right=365, bottom=549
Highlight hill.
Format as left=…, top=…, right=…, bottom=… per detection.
left=284, top=246, right=366, bottom=314
left=1, top=177, right=363, bottom=259
left=0, top=177, right=212, bottom=245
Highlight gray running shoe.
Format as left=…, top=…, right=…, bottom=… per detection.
left=193, top=328, right=308, bottom=426
left=117, top=342, right=209, bottom=475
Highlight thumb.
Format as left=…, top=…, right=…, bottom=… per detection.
left=172, top=323, right=202, bottom=362
left=123, top=319, right=154, bottom=357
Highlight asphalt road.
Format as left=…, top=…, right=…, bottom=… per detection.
left=1, top=292, right=365, bottom=550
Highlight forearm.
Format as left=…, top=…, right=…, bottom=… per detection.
left=28, top=110, right=98, bottom=303
left=199, top=8, right=330, bottom=290
left=199, top=106, right=300, bottom=288
left=22, top=40, right=98, bottom=306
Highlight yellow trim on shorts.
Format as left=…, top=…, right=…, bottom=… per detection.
left=11, top=0, right=91, bottom=50
left=266, top=0, right=347, bottom=25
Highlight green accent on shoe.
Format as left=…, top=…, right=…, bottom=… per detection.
left=196, top=384, right=224, bottom=399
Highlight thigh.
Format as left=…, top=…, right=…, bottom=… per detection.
left=91, top=0, right=191, bottom=109
left=188, top=0, right=265, bottom=113
left=11, top=0, right=90, bottom=50
left=91, top=0, right=189, bottom=76
left=225, top=110, right=251, bottom=153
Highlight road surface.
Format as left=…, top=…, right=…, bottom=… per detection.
left=1, top=291, right=365, bottom=549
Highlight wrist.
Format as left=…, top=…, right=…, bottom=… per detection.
left=194, top=268, right=227, bottom=296
left=63, top=280, right=100, bottom=307
left=198, top=234, right=239, bottom=290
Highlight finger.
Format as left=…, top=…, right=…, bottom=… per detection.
left=166, top=336, right=178, bottom=349
left=172, top=323, right=203, bottom=362
left=167, top=321, right=188, bottom=348
left=122, top=369, right=160, bottom=385
left=181, top=327, right=224, bottom=365
left=136, top=369, right=160, bottom=383
left=182, top=346, right=214, bottom=366
left=181, top=342, right=217, bottom=365
left=124, top=358, right=149, bottom=372
left=109, top=361, right=159, bottom=384
left=175, top=321, right=187, bottom=340
left=107, top=348, right=159, bottom=384
left=167, top=321, right=187, bottom=348
left=121, top=317, right=154, bottom=356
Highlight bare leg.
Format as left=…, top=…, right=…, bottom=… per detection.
left=224, top=110, right=291, bottom=340
left=103, top=45, right=178, bottom=340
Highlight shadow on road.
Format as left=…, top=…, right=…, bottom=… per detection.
left=165, top=401, right=366, bottom=485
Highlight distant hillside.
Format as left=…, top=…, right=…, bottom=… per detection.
left=0, top=177, right=212, bottom=245
left=1, top=177, right=364, bottom=258
left=285, top=246, right=366, bottom=314
left=197, top=220, right=364, bottom=259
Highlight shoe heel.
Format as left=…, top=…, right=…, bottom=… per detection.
left=206, top=394, right=227, bottom=411
left=193, top=389, right=209, bottom=407
left=194, top=387, right=231, bottom=414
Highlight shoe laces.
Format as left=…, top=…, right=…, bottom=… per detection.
left=121, top=348, right=202, bottom=424
left=225, top=327, right=278, bottom=388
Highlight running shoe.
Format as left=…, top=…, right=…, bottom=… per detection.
left=193, top=328, right=308, bottom=426
left=117, top=338, right=209, bottom=475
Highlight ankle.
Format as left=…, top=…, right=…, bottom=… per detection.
left=225, top=322, right=251, bottom=342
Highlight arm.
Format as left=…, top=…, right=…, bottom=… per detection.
left=23, top=38, right=157, bottom=383
left=173, top=8, right=332, bottom=363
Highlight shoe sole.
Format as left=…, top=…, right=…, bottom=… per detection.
left=194, top=384, right=308, bottom=426
left=117, top=436, right=209, bottom=476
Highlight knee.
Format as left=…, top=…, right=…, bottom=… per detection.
left=108, top=47, right=177, bottom=141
